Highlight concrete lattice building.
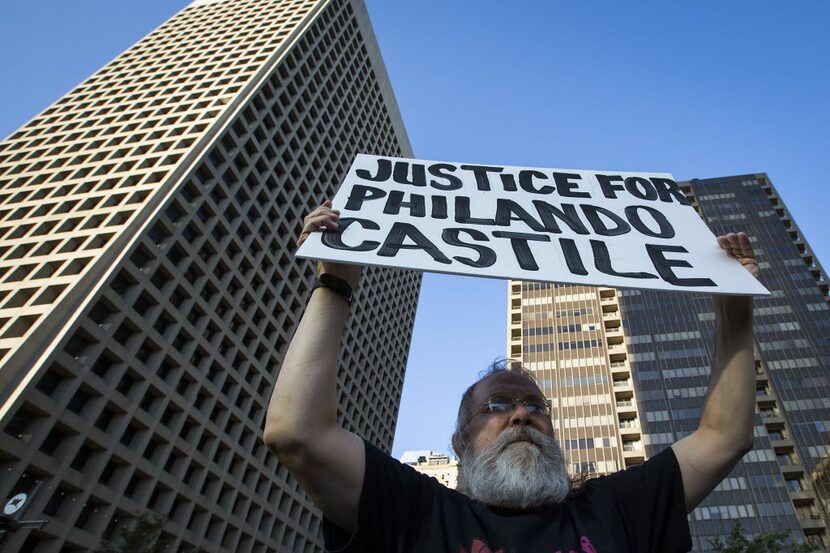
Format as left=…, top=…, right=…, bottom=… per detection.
left=508, top=174, right=830, bottom=551
left=0, top=0, right=420, bottom=551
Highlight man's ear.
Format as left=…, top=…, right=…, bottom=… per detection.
left=451, top=432, right=464, bottom=460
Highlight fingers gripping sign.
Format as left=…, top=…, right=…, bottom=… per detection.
left=298, top=200, right=362, bottom=288
left=298, top=200, right=340, bottom=247
left=716, top=232, right=760, bottom=279
left=712, top=231, right=758, bottom=319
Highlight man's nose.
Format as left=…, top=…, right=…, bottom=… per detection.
left=508, top=403, right=532, bottom=426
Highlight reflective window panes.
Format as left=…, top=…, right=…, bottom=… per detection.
left=510, top=174, right=830, bottom=548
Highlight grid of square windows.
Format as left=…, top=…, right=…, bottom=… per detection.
left=0, top=1, right=420, bottom=552
left=0, top=0, right=321, bottom=361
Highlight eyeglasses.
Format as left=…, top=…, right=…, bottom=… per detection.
left=474, top=393, right=552, bottom=419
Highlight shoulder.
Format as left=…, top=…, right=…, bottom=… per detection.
left=577, top=447, right=681, bottom=496
left=324, top=440, right=454, bottom=551
left=607, top=446, right=680, bottom=480
left=362, top=439, right=449, bottom=495
left=566, top=448, right=692, bottom=551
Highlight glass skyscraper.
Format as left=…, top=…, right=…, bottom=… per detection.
left=0, top=1, right=420, bottom=552
left=509, top=173, right=829, bottom=551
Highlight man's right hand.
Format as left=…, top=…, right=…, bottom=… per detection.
left=264, top=199, right=367, bottom=534
left=299, top=200, right=362, bottom=288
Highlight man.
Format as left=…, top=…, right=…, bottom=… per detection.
left=264, top=201, right=759, bottom=552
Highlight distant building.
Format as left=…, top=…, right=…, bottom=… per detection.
left=0, top=0, right=419, bottom=552
left=402, top=451, right=460, bottom=490
left=508, top=174, right=830, bottom=551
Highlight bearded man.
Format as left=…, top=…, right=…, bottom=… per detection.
left=452, top=362, right=574, bottom=511
left=264, top=201, right=760, bottom=552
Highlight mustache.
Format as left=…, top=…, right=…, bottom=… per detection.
left=493, top=426, right=552, bottom=450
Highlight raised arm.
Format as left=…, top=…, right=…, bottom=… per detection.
left=671, top=232, right=759, bottom=512
left=263, top=201, right=364, bottom=532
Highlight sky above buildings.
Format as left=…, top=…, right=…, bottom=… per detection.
left=1, top=1, right=827, bottom=459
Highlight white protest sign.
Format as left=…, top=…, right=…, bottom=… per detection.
left=298, top=154, right=769, bottom=296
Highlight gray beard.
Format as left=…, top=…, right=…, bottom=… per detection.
left=458, top=426, right=571, bottom=510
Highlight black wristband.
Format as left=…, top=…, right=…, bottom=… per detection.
left=311, top=273, right=354, bottom=306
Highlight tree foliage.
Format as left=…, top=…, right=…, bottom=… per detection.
left=708, top=521, right=816, bottom=553
left=94, top=511, right=206, bottom=553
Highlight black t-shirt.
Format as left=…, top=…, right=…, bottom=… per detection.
left=324, top=440, right=692, bottom=553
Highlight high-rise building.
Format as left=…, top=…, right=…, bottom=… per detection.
left=507, top=281, right=633, bottom=476
left=401, top=450, right=460, bottom=490
left=508, top=173, right=830, bottom=551
left=0, top=1, right=420, bottom=552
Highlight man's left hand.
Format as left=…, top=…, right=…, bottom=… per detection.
left=716, top=232, right=760, bottom=279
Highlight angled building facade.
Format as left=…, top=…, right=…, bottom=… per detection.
left=508, top=174, right=830, bottom=551
left=0, top=1, right=420, bottom=552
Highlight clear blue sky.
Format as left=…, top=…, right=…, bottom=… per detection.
left=1, top=1, right=827, bottom=459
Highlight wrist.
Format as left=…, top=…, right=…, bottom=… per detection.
left=713, top=295, right=754, bottom=329
left=314, top=260, right=361, bottom=289
left=311, top=273, right=354, bottom=306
